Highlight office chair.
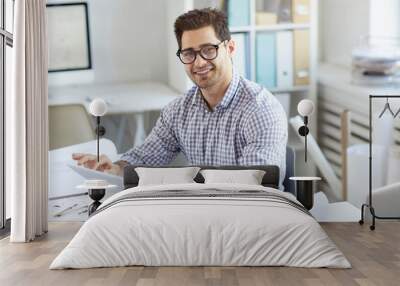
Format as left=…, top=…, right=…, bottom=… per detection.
left=49, top=104, right=96, bottom=150
left=283, top=146, right=296, bottom=195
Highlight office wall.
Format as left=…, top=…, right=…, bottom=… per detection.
left=318, top=0, right=369, bottom=67
left=319, top=0, right=400, bottom=68
left=48, top=0, right=169, bottom=86
left=369, top=0, right=400, bottom=39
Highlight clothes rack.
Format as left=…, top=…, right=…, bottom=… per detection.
left=359, top=95, right=400, bottom=230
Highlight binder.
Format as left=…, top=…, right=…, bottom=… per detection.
left=276, top=31, right=294, bottom=87
left=293, top=30, right=310, bottom=85
left=256, top=12, right=277, bottom=26
left=256, top=33, right=276, bottom=88
left=292, top=0, right=310, bottom=23
left=228, top=0, right=250, bottom=27
left=231, top=33, right=249, bottom=78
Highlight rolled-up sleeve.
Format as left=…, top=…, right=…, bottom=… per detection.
left=238, top=91, right=288, bottom=186
left=120, top=100, right=181, bottom=165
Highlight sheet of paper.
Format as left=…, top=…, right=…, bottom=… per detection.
left=68, top=164, right=123, bottom=187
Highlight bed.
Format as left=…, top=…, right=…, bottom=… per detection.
left=50, top=165, right=351, bottom=269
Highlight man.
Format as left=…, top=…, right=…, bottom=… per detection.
left=73, top=8, right=287, bottom=185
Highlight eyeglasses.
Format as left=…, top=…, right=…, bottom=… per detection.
left=176, top=40, right=225, bottom=64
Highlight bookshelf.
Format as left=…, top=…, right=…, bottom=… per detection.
left=232, top=23, right=310, bottom=33
left=255, top=23, right=311, bottom=31
left=269, top=85, right=309, bottom=93
left=167, top=0, right=318, bottom=176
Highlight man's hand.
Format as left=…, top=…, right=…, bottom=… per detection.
left=71, top=153, right=123, bottom=176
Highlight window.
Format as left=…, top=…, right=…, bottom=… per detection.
left=0, top=0, right=13, bottom=233
left=369, top=0, right=400, bottom=39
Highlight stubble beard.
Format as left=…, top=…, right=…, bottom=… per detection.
left=190, top=67, right=219, bottom=89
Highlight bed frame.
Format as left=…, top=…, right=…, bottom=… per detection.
left=123, top=165, right=281, bottom=190
left=123, top=147, right=296, bottom=196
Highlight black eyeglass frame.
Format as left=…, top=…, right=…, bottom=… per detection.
left=176, top=40, right=226, bottom=64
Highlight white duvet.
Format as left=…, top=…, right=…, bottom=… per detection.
left=50, top=183, right=351, bottom=269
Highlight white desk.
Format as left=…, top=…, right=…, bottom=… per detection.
left=49, top=82, right=181, bottom=150
left=49, top=139, right=122, bottom=222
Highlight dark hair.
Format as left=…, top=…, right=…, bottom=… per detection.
left=174, top=8, right=231, bottom=49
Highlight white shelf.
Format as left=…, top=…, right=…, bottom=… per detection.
left=270, top=85, right=310, bottom=93
left=230, top=26, right=252, bottom=33
left=230, top=23, right=311, bottom=34
left=255, top=23, right=310, bottom=32
left=318, top=63, right=400, bottom=97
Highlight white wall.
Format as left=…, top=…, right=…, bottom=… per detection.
left=319, top=0, right=400, bottom=68
left=369, top=0, right=400, bottom=39
left=167, top=0, right=193, bottom=93
left=48, top=0, right=169, bottom=86
left=319, top=0, right=370, bottom=67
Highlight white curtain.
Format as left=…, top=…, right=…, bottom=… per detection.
left=8, top=0, right=48, bottom=242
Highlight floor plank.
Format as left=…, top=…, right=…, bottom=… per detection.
left=0, top=222, right=399, bottom=286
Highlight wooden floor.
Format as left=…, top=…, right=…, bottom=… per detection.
left=0, top=222, right=399, bottom=286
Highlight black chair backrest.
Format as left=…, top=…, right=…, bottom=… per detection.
left=283, top=146, right=296, bottom=195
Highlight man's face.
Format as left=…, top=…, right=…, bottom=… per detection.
left=180, top=26, right=235, bottom=89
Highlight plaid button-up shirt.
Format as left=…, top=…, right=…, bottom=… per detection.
left=121, top=70, right=288, bottom=186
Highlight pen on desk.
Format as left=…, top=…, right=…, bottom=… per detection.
left=53, top=203, right=79, bottom=217
left=49, top=192, right=88, bottom=201
left=75, top=205, right=88, bottom=212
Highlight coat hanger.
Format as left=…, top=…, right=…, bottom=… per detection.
left=378, top=97, right=395, bottom=118
left=394, top=106, right=400, bottom=118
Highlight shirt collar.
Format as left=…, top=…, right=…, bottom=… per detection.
left=191, top=68, right=240, bottom=110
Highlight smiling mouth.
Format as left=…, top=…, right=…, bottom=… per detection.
left=193, top=67, right=214, bottom=76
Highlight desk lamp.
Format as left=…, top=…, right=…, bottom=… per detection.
left=89, top=98, right=107, bottom=162
left=297, top=99, right=315, bottom=162
left=289, top=99, right=320, bottom=211
left=85, top=99, right=108, bottom=215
